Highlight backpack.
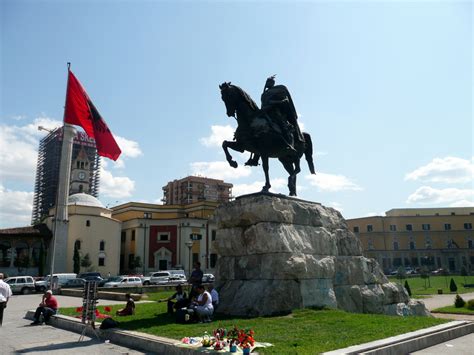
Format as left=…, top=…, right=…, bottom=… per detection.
left=100, top=317, right=119, bottom=330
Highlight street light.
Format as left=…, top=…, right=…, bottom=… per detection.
left=185, top=240, right=194, bottom=278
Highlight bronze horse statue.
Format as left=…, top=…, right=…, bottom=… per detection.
left=220, top=82, right=315, bottom=196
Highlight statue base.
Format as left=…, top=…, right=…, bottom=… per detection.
left=213, top=193, right=429, bottom=317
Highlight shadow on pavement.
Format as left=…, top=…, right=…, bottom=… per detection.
left=15, top=339, right=100, bottom=353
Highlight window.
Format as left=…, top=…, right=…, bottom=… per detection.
left=121, top=232, right=126, bottom=243
left=389, top=225, right=396, bottom=232
left=210, top=254, right=218, bottom=268
left=144, top=212, right=152, bottom=219
left=190, top=233, right=202, bottom=240
left=425, top=237, right=432, bottom=249
left=447, top=240, right=453, bottom=249
left=444, top=223, right=451, bottom=230
left=211, top=230, right=217, bottom=241
left=79, top=184, right=83, bottom=193
left=98, top=257, right=105, bottom=266
left=468, top=239, right=473, bottom=249
left=75, top=240, right=81, bottom=250
left=99, top=241, right=105, bottom=251
left=131, top=230, right=135, bottom=241
left=86, top=220, right=90, bottom=227
left=409, top=241, right=415, bottom=250
left=393, top=241, right=399, bottom=250
left=422, top=224, right=430, bottom=231
left=158, top=233, right=169, bottom=241
left=368, top=238, right=374, bottom=250
left=464, top=223, right=472, bottom=230
left=406, top=224, right=413, bottom=231
left=367, top=225, right=373, bottom=232
left=353, top=226, right=359, bottom=233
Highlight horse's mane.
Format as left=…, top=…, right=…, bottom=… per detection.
left=230, top=84, right=259, bottom=111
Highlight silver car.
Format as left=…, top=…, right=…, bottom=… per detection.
left=5, top=276, right=36, bottom=294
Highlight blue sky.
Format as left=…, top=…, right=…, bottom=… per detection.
left=1, top=0, right=472, bottom=228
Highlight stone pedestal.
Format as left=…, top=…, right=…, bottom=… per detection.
left=213, top=193, right=429, bottom=317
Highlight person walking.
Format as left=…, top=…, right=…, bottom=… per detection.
left=0, top=273, right=12, bottom=326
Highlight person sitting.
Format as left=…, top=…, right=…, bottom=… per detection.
left=116, top=293, right=135, bottom=316
left=31, top=290, right=58, bottom=325
left=191, top=285, right=213, bottom=323
left=208, top=284, right=219, bottom=310
left=163, top=285, right=188, bottom=314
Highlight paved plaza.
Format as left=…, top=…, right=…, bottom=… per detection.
left=0, top=294, right=148, bottom=354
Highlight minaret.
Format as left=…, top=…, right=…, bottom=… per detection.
left=50, top=123, right=76, bottom=274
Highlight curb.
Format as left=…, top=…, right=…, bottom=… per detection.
left=323, top=320, right=474, bottom=355
left=24, top=310, right=201, bottom=354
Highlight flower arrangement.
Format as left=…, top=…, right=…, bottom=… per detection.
left=238, top=328, right=255, bottom=349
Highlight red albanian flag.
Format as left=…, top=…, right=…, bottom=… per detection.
left=64, top=70, right=121, bottom=160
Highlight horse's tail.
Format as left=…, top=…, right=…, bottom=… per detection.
left=303, top=132, right=316, bottom=174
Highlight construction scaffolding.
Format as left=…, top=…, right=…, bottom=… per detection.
left=31, top=127, right=101, bottom=224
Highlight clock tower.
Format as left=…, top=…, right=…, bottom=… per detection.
left=70, top=147, right=91, bottom=194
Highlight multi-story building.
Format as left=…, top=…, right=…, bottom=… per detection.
left=162, top=176, right=233, bottom=205
left=346, top=207, right=474, bottom=273
left=112, top=200, right=220, bottom=276
left=31, top=127, right=100, bottom=224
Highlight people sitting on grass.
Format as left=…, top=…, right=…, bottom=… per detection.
left=163, top=284, right=189, bottom=314
left=116, top=293, right=135, bottom=316
left=190, top=285, right=213, bottom=323
left=31, top=290, right=58, bottom=325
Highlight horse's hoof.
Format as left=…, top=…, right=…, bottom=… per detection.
left=230, top=161, right=238, bottom=168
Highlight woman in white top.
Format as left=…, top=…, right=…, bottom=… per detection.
left=193, top=285, right=213, bottom=322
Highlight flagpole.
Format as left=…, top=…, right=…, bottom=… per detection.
left=48, top=63, right=76, bottom=292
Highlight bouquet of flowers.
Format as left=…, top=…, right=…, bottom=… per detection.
left=238, top=328, right=255, bottom=349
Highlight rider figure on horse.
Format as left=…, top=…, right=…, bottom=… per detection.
left=245, top=75, right=305, bottom=166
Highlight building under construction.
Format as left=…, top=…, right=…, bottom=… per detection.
left=31, top=127, right=100, bottom=224
left=162, top=176, right=233, bottom=205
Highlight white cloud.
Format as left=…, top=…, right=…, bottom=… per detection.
left=190, top=161, right=252, bottom=180
left=406, top=186, right=474, bottom=206
left=99, top=166, right=135, bottom=199
left=232, top=178, right=287, bottom=196
left=405, top=157, right=474, bottom=184
left=0, top=184, right=34, bottom=227
left=115, top=136, right=143, bottom=158
left=200, top=125, right=235, bottom=148
left=305, top=172, right=363, bottom=192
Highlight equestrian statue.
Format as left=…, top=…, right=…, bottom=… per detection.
left=220, top=75, right=315, bottom=196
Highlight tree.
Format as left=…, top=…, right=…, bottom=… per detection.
left=449, top=278, right=458, bottom=293
left=420, top=266, right=431, bottom=289
left=454, top=294, right=465, bottom=308
left=404, top=280, right=412, bottom=296
left=81, top=253, right=92, bottom=270
left=73, top=244, right=81, bottom=274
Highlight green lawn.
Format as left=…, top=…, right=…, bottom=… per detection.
left=388, top=275, right=474, bottom=296
left=432, top=304, right=474, bottom=315
left=60, top=291, right=448, bottom=354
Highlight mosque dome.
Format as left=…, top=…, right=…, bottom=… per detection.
left=68, top=193, right=105, bottom=208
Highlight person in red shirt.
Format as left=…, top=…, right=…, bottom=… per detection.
left=31, top=290, right=58, bottom=325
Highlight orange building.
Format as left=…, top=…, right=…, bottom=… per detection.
left=162, top=176, right=233, bottom=205
left=346, top=207, right=474, bottom=273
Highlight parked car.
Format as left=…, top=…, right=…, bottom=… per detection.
left=62, top=278, right=86, bottom=288
left=432, top=268, right=448, bottom=275
left=5, top=276, right=36, bottom=294
left=141, top=272, right=156, bottom=286
left=202, top=273, right=215, bottom=283
left=150, top=270, right=186, bottom=285
left=78, top=272, right=102, bottom=280
left=103, top=276, right=142, bottom=288
left=35, top=273, right=77, bottom=292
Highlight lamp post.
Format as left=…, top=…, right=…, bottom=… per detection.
left=185, top=240, right=194, bottom=278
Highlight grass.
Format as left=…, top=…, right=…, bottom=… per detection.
left=432, top=305, right=474, bottom=315
left=60, top=291, right=449, bottom=354
left=388, top=275, right=474, bottom=296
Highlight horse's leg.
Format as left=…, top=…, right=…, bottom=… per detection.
left=279, top=157, right=297, bottom=196
left=261, top=156, right=271, bottom=193
left=222, top=140, right=244, bottom=168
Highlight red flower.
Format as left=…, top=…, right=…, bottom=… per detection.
left=75, top=307, right=83, bottom=312
left=104, top=306, right=112, bottom=313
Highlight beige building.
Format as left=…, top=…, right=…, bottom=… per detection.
left=46, top=193, right=122, bottom=276
left=346, top=207, right=474, bottom=273
left=162, top=176, right=233, bottom=205
left=112, top=201, right=220, bottom=276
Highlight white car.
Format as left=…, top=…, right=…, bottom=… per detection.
left=103, top=276, right=142, bottom=288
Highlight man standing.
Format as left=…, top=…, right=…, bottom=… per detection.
left=31, top=290, right=58, bottom=325
left=0, top=273, right=12, bottom=326
left=188, top=261, right=203, bottom=300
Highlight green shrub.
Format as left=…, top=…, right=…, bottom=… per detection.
left=454, top=294, right=465, bottom=308
left=404, top=280, right=412, bottom=296
left=467, top=299, right=474, bottom=310
left=449, top=278, right=457, bottom=292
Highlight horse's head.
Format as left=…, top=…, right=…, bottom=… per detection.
left=219, top=82, right=238, bottom=117
left=220, top=82, right=259, bottom=118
